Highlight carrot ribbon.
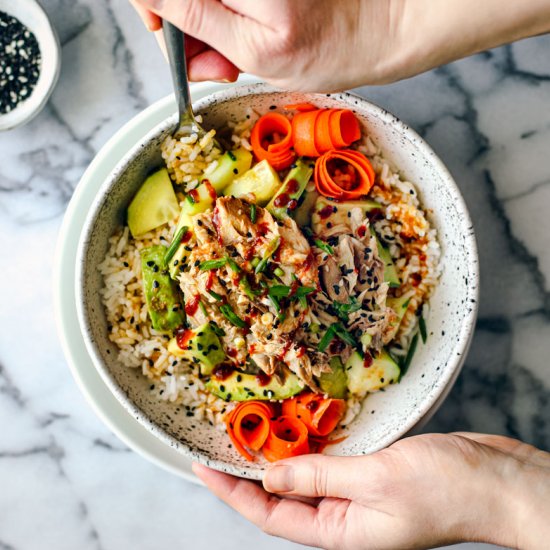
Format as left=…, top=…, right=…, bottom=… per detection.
left=282, top=393, right=346, bottom=437
left=314, top=149, right=375, bottom=200
left=250, top=112, right=295, bottom=171
left=262, top=415, right=310, bottom=462
left=225, top=402, right=275, bottom=462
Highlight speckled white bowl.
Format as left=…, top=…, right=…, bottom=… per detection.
left=76, top=83, right=479, bottom=479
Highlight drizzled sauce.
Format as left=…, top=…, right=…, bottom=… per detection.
left=188, top=189, right=200, bottom=203
left=357, top=225, right=367, bottom=238
left=255, top=371, right=272, bottom=387
left=363, top=351, right=373, bottom=368
left=185, top=294, right=200, bottom=316
left=203, top=179, right=218, bottom=201
left=318, top=205, right=334, bottom=220
left=176, top=328, right=193, bottom=350
left=205, top=271, right=215, bottom=291
left=213, top=363, right=235, bottom=381
left=273, top=193, right=291, bottom=208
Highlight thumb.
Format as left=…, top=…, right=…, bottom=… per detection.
left=263, top=454, right=366, bottom=499
left=136, top=0, right=241, bottom=54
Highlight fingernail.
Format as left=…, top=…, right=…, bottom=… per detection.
left=264, top=465, right=294, bottom=493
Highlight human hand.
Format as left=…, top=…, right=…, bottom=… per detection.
left=129, top=0, right=240, bottom=83
left=131, top=0, right=550, bottom=92
left=193, top=433, right=550, bottom=549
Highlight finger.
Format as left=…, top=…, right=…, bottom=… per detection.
left=192, top=463, right=324, bottom=547
left=136, top=0, right=243, bottom=53
left=154, top=32, right=240, bottom=82
left=263, top=454, right=366, bottom=499
left=187, top=50, right=240, bottom=82
left=129, top=0, right=162, bottom=31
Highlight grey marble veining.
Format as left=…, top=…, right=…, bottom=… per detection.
left=0, top=1, right=548, bottom=549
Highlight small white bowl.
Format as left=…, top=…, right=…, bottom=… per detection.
left=76, top=83, right=479, bottom=479
left=0, top=0, right=60, bottom=131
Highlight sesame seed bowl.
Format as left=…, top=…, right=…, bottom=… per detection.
left=0, top=0, right=60, bottom=131
left=75, top=83, right=479, bottom=479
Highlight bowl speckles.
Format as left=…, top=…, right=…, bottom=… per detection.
left=75, top=83, right=479, bottom=479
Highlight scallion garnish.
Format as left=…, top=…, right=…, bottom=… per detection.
left=400, top=333, right=418, bottom=379
left=274, top=267, right=285, bottom=278
left=314, top=239, right=334, bottom=255
left=208, top=289, right=223, bottom=301
left=209, top=321, right=226, bottom=337
left=199, top=258, right=227, bottom=270
left=268, top=294, right=281, bottom=313
left=198, top=300, right=207, bottom=316
left=219, top=304, right=247, bottom=328
left=419, top=316, right=427, bottom=343
left=250, top=203, right=257, bottom=224
left=268, top=285, right=291, bottom=298
left=226, top=257, right=241, bottom=273
left=332, top=297, right=361, bottom=322
left=318, top=325, right=336, bottom=352
left=255, top=237, right=281, bottom=274
left=294, top=286, right=315, bottom=298
left=317, top=322, right=358, bottom=352
left=163, top=225, right=188, bottom=267
left=186, top=193, right=196, bottom=205
left=228, top=150, right=237, bottom=161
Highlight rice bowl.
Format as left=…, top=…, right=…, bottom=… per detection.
left=76, top=84, right=478, bottom=478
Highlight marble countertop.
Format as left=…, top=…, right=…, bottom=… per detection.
left=1, top=1, right=548, bottom=549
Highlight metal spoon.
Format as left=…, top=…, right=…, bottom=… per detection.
left=162, top=20, right=214, bottom=140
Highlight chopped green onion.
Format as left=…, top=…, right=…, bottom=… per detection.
left=209, top=321, right=225, bottom=337
left=208, top=289, right=223, bottom=301
left=298, top=295, right=307, bottom=309
left=310, top=323, right=320, bottom=334
left=268, top=285, right=291, bottom=298
left=163, top=226, right=188, bottom=267
left=318, top=325, right=336, bottom=352
left=250, top=203, right=257, bottom=224
left=226, top=257, right=241, bottom=273
left=332, top=297, right=361, bottom=322
left=268, top=294, right=281, bottom=313
left=294, top=286, right=315, bottom=298
left=199, top=258, right=227, bottom=270
left=186, top=194, right=195, bottom=205
left=227, top=150, right=237, bottom=161
left=315, top=239, right=334, bottom=255
left=419, top=316, right=427, bottom=343
left=219, top=304, right=247, bottom=328
left=400, top=333, right=418, bottom=379
left=255, top=237, right=281, bottom=274
left=251, top=257, right=261, bottom=268
left=198, top=300, right=207, bottom=316
left=318, top=322, right=358, bottom=352
left=333, top=323, right=359, bottom=348
left=274, top=267, right=285, bottom=278
left=240, top=277, right=258, bottom=300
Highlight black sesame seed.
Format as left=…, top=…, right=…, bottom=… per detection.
left=153, top=280, right=159, bottom=288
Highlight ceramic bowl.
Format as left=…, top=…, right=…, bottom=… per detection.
left=76, top=83, right=479, bottom=479
left=0, top=0, right=61, bottom=131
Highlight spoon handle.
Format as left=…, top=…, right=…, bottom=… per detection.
left=162, top=21, right=194, bottom=126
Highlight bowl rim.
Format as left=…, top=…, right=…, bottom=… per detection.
left=75, top=82, right=479, bottom=479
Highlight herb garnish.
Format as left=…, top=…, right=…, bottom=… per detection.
left=314, top=239, right=334, bottom=255
left=199, top=258, right=227, bottom=270
left=219, top=304, right=247, bottom=328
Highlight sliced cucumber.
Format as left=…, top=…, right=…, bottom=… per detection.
left=346, top=349, right=400, bottom=397
left=386, top=294, right=412, bottom=340
left=319, top=356, right=348, bottom=399
left=128, top=169, right=180, bottom=237
left=267, top=159, right=313, bottom=219
left=206, top=370, right=304, bottom=402
left=311, top=197, right=383, bottom=234
left=370, top=227, right=400, bottom=288
left=204, top=148, right=253, bottom=193
left=293, top=187, right=319, bottom=228
left=222, top=159, right=281, bottom=205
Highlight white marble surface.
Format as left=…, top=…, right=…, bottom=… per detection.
left=1, top=1, right=549, bottom=549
